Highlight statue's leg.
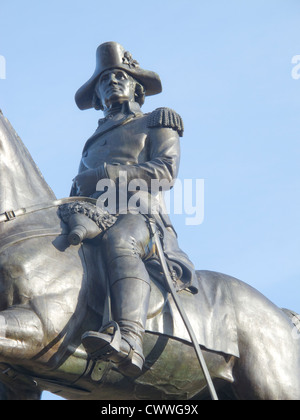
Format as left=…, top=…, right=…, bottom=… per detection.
left=82, top=214, right=151, bottom=376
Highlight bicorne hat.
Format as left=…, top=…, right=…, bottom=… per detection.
left=75, top=42, right=162, bottom=110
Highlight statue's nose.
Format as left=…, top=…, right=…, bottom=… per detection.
left=108, top=74, right=118, bottom=85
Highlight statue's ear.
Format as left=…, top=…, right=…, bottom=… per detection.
left=92, top=90, right=104, bottom=111
left=134, top=81, right=146, bottom=107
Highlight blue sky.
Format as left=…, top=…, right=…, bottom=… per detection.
left=1, top=0, right=300, bottom=400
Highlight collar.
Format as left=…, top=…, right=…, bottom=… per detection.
left=101, top=101, right=143, bottom=122
left=82, top=102, right=143, bottom=155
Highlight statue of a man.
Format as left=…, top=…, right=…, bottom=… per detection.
left=71, top=42, right=197, bottom=376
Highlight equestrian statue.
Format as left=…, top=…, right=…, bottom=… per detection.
left=0, top=42, right=299, bottom=400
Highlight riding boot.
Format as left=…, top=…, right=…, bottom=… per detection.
left=82, top=256, right=151, bottom=376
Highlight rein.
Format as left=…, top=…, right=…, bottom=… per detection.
left=0, top=197, right=97, bottom=224
left=0, top=197, right=98, bottom=253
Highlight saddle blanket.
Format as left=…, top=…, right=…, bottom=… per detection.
left=146, top=270, right=240, bottom=358
left=85, top=243, right=240, bottom=359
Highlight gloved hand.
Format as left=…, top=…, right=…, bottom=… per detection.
left=72, top=164, right=107, bottom=197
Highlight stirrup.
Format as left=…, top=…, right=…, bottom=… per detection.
left=81, top=321, right=122, bottom=361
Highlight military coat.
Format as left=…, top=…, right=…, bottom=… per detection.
left=71, top=105, right=197, bottom=293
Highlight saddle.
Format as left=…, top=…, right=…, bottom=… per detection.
left=83, top=237, right=240, bottom=359
left=59, top=200, right=239, bottom=358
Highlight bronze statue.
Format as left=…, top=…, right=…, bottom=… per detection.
left=0, top=44, right=299, bottom=400
left=70, top=42, right=197, bottom=376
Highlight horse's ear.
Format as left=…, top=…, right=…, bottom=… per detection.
left=0, top=112, right=56, bottom=213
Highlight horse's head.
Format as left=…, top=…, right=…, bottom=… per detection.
left=0, top=112, right=56, bottom=213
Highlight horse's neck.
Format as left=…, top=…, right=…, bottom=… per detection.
left=0, top=113, right=56, bottom=213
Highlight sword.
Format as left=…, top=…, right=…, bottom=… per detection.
left=147, top=218, right=218, bottom=401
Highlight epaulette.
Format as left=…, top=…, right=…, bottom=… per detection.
left=147, top=107, right=184, bottom=137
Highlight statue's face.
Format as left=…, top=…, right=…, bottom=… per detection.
left=96, top=68, right=136, bottom=109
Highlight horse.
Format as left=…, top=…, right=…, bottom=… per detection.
left=0, top=110, right=299, bottom=401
